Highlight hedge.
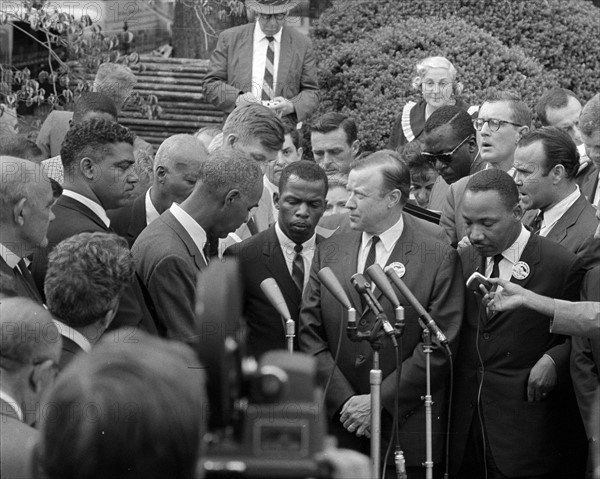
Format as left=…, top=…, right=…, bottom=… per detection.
left=313, top=0, right=599, bottom=101
left=316, top=16, right=554, bottom=151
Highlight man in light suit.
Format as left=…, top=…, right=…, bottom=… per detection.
left=108, top=134, right=209, bottom=247
left=31, top=118, right=159, bottom=335
left=516, top=127, right=600, bottom=269
left=203, top=0, right=319, bottom=123
left=1, top=298, right=61, bottom=479
left=300, top=151, right=464, bottom=477
left=451, top=169, right=586, bottom=479
left=133, top=149, right=263, bottom=343
left=0, top=156, right=55, bottom=303
left=226, top=161, right=327, bottom=358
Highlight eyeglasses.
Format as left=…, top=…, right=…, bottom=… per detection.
left=422, top=135, right=473, bottom=165
left=473, top=118, right=522, bottom=132
left=258, top=13, right=286, bottom=21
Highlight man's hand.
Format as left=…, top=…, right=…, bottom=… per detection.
left=483, top=278, right=527, bottom=312
left=236, top=92, right=261, bottom=107
left=527, top=354, right=557, bottom=402
left=340, top=394, right=371, bottom=437
left=269, top=96, right=294, bottom=116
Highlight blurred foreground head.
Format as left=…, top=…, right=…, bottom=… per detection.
left=36, top=332, right=207, bottom=479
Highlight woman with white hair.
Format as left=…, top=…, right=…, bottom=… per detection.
left=388, top=56, right=477, bottom=148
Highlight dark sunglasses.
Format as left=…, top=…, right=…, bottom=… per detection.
left=422, top=135, right=473, bottom=165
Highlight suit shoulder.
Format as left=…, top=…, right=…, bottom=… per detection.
left=406, top=214, right=453, bottom=245
left=284, top=26, right=313, bottom=45
left=220, top=23, right=252, bottom=39
left=535, top=234, right=581, bottom=265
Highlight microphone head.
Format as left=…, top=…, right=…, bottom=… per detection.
left=260, top=278, right=292, bottom=320
left=366, top=264, right=400, bottom=307
left=317, top=267, right=353, bottom=309
left=350, top=273, right=370, bottom=294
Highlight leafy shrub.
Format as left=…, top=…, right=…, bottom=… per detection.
left=313, top=0, right=599, bottom=101
left=317, top=17, right=553, bottom=151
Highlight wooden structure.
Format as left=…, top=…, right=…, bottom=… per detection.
left=119, top=55, right=222, bottom=149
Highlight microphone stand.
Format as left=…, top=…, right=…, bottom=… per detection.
left=419, top=320, right=434, bottom=479
left=285, top=319, right=295, bottom=355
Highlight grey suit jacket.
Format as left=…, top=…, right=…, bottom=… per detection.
left=0, top=399, right=37, bottom=479
left=203, top=23, right=319, bottom=121
left=582, top=167, right=599, bottom=204
left=133, top=210, right=208, bottom=343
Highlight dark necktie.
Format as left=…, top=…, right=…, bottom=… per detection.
left=14, top=259, right=42, bottom=302
left=262, top=36, right=275, bottom=101
left=363, top=236, right=380, bottom=273
left=530, top=211, right=544, bottom=235
left=291, top=244, right=304, bottom=293
left=482, top=254, right=503, bottom=321
left=247, top=217, right=259, bottom=236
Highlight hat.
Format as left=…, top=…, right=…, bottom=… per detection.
left=246, top=0, right=299, bottom=14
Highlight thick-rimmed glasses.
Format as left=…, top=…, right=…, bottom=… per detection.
left=422, top=135, right=473, bottom=165
left=258, top=13, right=286, bottom=21
left=473, top=118, right=522, bottom=132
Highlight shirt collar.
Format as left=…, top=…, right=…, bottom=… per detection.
left=540, top=186, right=581, bottom=230
left=497, top=224, right=531, bottom=266
left=254, top=22, right=283, bottom=43
left=62, top=190, right=111, bottom=228
left=53, top=319, right=92, bottom=353
left=169, top=203, right=207, bottom=261
left=145, top=188, right=160, bottom=225
left=0, top=390, right=23, bottom=422
left=275, top=222, right=316, bottom=253
left=361, top=215, right=404, bottom=254
left=0, top=243, right=23, bottom=268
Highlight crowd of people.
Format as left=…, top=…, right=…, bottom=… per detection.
left=1, top=0, right=599, bottom=478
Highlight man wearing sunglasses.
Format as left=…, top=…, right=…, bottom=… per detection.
left=204, top=0, right=319, bottom=123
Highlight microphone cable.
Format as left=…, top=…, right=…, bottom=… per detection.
left=382, top=336, right=403, bottom=478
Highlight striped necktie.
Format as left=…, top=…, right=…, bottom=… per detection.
left=262, top=36, right=275, bottom=102
left=291, top=244, right=304, bottom=293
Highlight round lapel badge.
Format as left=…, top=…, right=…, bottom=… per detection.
left=385, top=262, right=406, bottom=278
left=512, top=261, right=530, bottom=280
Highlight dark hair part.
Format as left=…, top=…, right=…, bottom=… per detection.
left=44, top=232, right=135, bottom=328
left=517, top=127, right=580, bottom=179
left=60, top=118, right=135, bottom=173
left=579, top=93, right=600, bottom=136
left=223, top=104, right=284, bottom=152
left=72, top=92, right=119, bottom=124
left=482, top=89, right=532, bottom=128
left=282, top=118, right=302, bottom=150
left=535, top=88, right=579, bottom=126
left=0, top=135, right=44, bottom=161
left=311, top=112, right=358, bottom=145
left=423, top=105, right=475, bottom=141
left=351, top=150, right=411, bottom=205
left=278, top=160, right=328, bottom=195
left=466, top=169, right=519, bottom=210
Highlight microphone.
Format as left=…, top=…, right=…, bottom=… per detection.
left=365, top=264, right=405, bottom=335
left=351, top=273, right=395, bottom=338
left=384, top=268, right=449, bottom=346
left=260, top=278, right=294, bottom=354
left=317, top=267, right=357, bottom=341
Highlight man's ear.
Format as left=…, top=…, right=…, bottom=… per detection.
left=297, top=147, right=304, bottom=161
left=468, top=136, right=478, bottom=155
left=30, top=359, right=56, bottom=394
left=225, top=133, right=238, bottom=148
left=515, top=126, right=529, bottom=143
left=388, top=189, right=402, bottom=208
left=224, top=189, right=241, bottom=207
left=513, top=203, right=524, bottom=222
left=13, top=197, right=27, bottom=226
left=155, top=165, right=167, bottom=182
left=80, top=157, right=99, bottom=180
left=350, top=140, right=360, bottom=157
left=273, top=191, right=280, bottom=209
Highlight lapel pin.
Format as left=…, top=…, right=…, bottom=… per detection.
left=385, top=262, right=406, bottom=278
left=512, top=261, right=530, bottom=280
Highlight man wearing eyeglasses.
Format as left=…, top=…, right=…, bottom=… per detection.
left=1, top=298, right=61, bottom=479
left=439, top=91, right=531, bottom=246
left=204, top=0, right=319, bottom=123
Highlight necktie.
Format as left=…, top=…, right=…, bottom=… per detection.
left=247, top=217, right=259, bottom=236
left=594, top=174, right=600, bottom=208
left=14, top=259, right=42, bottom=302
left=291, top=244, right=304, bottom=293
left=482, top=254, right=503, bottom=321
left=530, top=211, right=544, bottom=235
left=363, top=236, right=380, bottom=273
left=262, top=36, right=275, bottom=102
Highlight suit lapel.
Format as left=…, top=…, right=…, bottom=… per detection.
left=276, top=26, right=292, bottom=96
left=262, top=227, right=300, bottom=307
left=342, top=233, right=362, bottom=310
left=238, top=23, right=254, bottom=93
left=545, top=195, right=584, bottom=244
left=162, top=211, right=207, bottom=270
left=57, top=196, right=109, bottom=231
left=128, top=194, right=147, bottom=239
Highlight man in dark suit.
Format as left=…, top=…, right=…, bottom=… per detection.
left=109, top=134, right=209, bottom=247
left=227, top=161, right=327, bottom=358
left=204, top=0, right=319, bottom=123
left=451, top=169, right=586, bottom=479
left=0, top=156, right=55, bottom=303
left=300, top=151, right=464, bottom=477
left=44, top=232, right=136, bottom=369
left=31, top=118, right=159, bottom=334
left=516, top=127, right=600, bottom=269
left=133, top=149, right=263, bottom=343
left=1, top=298, right=61, bottom=479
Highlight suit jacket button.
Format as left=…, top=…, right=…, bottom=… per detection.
left=483, top=333, right=490, bottom=340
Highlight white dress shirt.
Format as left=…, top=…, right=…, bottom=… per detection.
left=53, top=319, right=91, bottom=353
left=169, top=203, right=208, bottom=264
left=145, top=188, right=160, bottom=226
left=275, top=222, right=316, bottom=291
left=251, top=23, right=282, bottom=98
left=0, top=390, right=23, bottom=422
left=484, top=224, right=531, bottom=285
left=357, top=215, right=405, bottom=274
left=538, top=186, right=581, bottom=237
left=0, top=243, right=22, bottom=268
left=62, top=190, right=110, bottom=228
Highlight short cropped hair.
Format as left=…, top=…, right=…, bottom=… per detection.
left=60, top=118, right=135, bottom=173
left=0, top=135, right=44, bottom=161
left=45, top=232, right=135, bottom=327
left=38, top=332, right=207, bottom=479
left=223, top=104, right=284, bottom=152
left=535, top=88, right=579, bottom=126
left=72, top=92, right=118, bottom=124
left=279, top=160, right=328, bottom=195
left=199, top=148, right=262, bottom=198
left=424, top=105, right=475, bottom=141
left=466, top=169, right=519, bottom=211
left=579, top=93, right=600, bottom=136
left=282, top=118, right=302, bottom=150
left=0, top=156, right=49, bottom=223
left=517, top=127, right=579, bottom=179
left=351, top=150, right=411, bottom=205
left=311, top=112, right=358, bottom=145
left=482, top=89, right=532, bottom=128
